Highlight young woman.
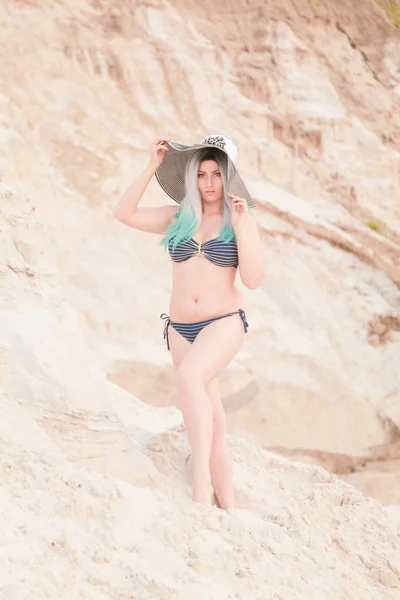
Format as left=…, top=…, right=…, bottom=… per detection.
left=113, top=134, right=264, bottom=509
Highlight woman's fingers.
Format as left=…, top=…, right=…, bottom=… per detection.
left=233, top=198, right=245, bottom=204
left=153, top=141, right=168, bottom=149
left=152, top=141, right=169, bottom=155
left=229, top=194, right=248, bottom=216
left=148, top=137, right=170, bottom=168
left=155, top=136, right=171, bottom=145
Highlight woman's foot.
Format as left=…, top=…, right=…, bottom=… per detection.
left=192, top=475, right=214, bottom=504
left=210, top=444, right=235, bottom=510
left=192, top=484, right=214, bottom=505
left=212, top=492, right=221, bottom=509
left=214, top=492, right=234, bottom=510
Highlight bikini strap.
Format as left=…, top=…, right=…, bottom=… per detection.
left=213, top=309, right=249, bottom=333
left=160, top=313, right=171, bottom=350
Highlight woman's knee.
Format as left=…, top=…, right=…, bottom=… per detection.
left=176, top=364, right=206, bottom=395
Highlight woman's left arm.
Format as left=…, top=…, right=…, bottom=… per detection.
left=230, top=194, right=264, bottom=290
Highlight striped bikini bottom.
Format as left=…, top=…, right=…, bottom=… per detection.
left=160, top=309, right=249, bottom=351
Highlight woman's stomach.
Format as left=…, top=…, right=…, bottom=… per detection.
left=168, top=260, right=244, bottom=322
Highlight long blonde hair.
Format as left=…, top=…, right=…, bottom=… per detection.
left=161, top=148, right=235, bottom=249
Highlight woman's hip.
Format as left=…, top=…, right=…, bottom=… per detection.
left=160, top=309, right=249, bottom=351
left=168, top=289, right=244, bottom=323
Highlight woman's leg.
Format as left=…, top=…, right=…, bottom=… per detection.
left=168, top=325, right=214, bottom=503
left=173, top=314, right=244, bottom=504
left=207, top=378, right=235, bottom=510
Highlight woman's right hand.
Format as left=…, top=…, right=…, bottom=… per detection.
left=148, top=137, right=170, bottom=170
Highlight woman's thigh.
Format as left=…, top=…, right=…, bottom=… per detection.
left=177, top=313, right=245, bottom=385
left=168, top=325, right=192, bottom=370
left=169, top=325, right=227, bottom=430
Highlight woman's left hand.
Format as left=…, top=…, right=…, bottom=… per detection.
left=229, top=193, right=249, bottom=226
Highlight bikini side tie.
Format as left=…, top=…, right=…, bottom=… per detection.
left=160, top=313, right=171, bottom=350
left=238, top=309, right=249, bottom=333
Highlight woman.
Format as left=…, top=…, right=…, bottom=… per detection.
left=113, top=134, right=264, bottom=509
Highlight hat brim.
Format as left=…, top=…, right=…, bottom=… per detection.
left=155, top=142, right=255, bottom=209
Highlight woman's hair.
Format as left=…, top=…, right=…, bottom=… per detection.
left=160, top=148, right=236, bottom=250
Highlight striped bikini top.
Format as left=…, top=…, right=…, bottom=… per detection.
left=168, top=236, right=238, bottom=268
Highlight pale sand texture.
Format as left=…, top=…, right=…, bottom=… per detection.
left=0, top=0, right=400, bottom=597
left=0, top=202, right=399, bottom=595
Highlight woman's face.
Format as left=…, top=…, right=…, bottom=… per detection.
left=197, top=160, right=224, bottom=205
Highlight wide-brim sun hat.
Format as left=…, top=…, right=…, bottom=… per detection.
left=155, top=134, right=255, bottom=209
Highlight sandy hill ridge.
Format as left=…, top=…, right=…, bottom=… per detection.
left=0, top=0, right=400, bottom=598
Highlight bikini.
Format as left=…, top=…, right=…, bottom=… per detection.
left=160, top=236, right=249, bottom=349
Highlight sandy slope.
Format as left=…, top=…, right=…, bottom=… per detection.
left=0, top=1, right=400, bottom=596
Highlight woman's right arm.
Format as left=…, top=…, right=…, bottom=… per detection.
left=113, top=137, right=177, bottom=234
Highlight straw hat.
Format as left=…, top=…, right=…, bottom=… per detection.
left=155, top=134, right=255, bottom=208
